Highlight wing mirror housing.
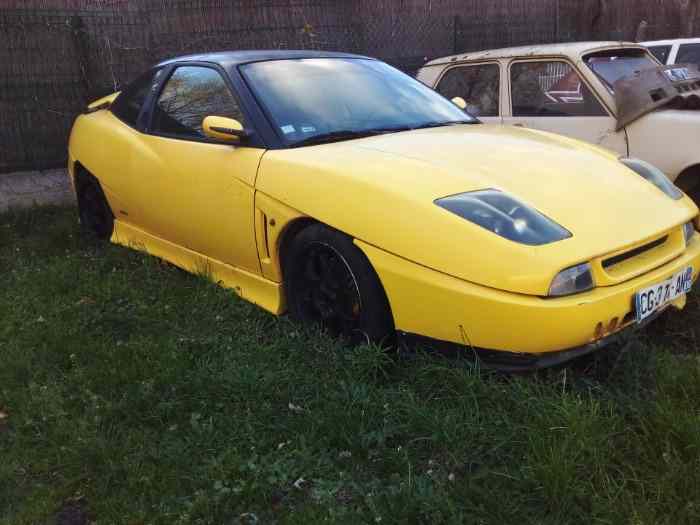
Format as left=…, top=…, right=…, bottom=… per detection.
left=451, top=96, right=467, bottom=110
left=202, top=116, right=251, bottom=143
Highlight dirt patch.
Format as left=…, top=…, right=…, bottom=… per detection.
left=55, top=498, right=91, bottom=525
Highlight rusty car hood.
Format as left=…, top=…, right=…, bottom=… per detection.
left=614, top=64, right=700, bottom=129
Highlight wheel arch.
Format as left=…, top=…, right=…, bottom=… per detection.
left=275, top=216, right=395, bottom=332
left=277, top=217, right=319, bottom=278
left=72, top=160, right=91, bottom=189
left=280, top=220, right=396, bottom=343
left=675, top=164, right=700, bottom=204
left=675, top=164, right=700, bottom=192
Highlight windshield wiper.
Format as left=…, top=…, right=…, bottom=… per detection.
left=290, top=130, right=383, bottom=147
left=366, top=120, right=478, bottom=134
left=290, top=120, right=478, bottom=147
left=411, top=120, right=477, bottom=130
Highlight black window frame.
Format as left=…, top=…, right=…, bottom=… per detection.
left=142, top=61, right=265, bottom=148
left=110, top=67, right=164, bottom=131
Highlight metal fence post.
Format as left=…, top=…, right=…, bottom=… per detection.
left=69, top=14, right=91, bottom=104
left=453, top=14, right=459, bottom=54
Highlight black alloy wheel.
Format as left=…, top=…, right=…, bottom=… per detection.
left=285, top=224, right=394, bottom=346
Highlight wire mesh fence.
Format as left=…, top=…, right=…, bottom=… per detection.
left=0, top=0, right=695, bottom=173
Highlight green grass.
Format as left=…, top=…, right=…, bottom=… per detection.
left=1, top=206, right=700, bottom=525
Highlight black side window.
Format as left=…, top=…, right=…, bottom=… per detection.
left=676, top=44, right=700, bottom=67
left=111, top=68, right=162, bottom=127
left=647, top=45, right=672, bottom=64
left=436, top=64, right=500, bottom=117
left=151, top=66, right=245, bottom=139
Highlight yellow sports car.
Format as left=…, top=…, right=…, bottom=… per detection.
left=68, top=50, right=700, bottom=369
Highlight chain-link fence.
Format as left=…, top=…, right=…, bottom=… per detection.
left=1, top=0, right=695, bottom=173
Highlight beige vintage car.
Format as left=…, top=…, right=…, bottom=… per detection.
left=417, top=42, right=700, bottom=203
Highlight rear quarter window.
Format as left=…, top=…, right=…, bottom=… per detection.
left=111, top=68, right=163, bottom=128
left=676, top=43, right=700, bottom=67
left=647, top=45, right=672, bottom=64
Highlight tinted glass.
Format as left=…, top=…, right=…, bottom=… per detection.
left=151, top=66, right=245, bottom=139
left=111, top=68, right=162, bottom=127
left=585, top=50, right=658, bottom=90
left=510, top=61, right=607, bottom=117
left=677, top=43, right=700, bottom=66
left=436, top=64, right=500, bottom=116
left=240, top=58, right=476, bottom=146
left=647, top=45, right=672, bottom=64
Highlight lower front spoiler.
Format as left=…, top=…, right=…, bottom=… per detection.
left=397, top=308, right=664, bottom=372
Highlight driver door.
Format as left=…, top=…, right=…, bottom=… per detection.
left=130, top=64, right=263, bottom=275
left=502, top=59, right=628, bottom=156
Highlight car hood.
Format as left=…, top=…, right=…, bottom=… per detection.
left=256, top=124, right=697, bottom=295
left=614, top=64, right=700, bottom=129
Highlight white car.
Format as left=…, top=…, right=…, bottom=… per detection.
left=644, top=38, right=700, bottom=67
left=418, top=41, right=700, bottom=203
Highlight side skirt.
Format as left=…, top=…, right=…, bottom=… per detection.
left=111, top=220, right=285, bottom=315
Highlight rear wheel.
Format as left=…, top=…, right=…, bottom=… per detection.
left=284, top=224, right=394, bottom=346
left=77, top=174, right=114, bottom=241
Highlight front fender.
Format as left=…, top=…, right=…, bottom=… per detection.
left=626, top=110, right=700, bottom=181
left=255, top=143, right=557, bottom=296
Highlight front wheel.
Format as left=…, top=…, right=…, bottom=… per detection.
left=284, top=224, right=394, bottom=346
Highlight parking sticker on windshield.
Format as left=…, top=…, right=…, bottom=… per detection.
left=301, top=125, right=316, bottom=133
left=280, top=125, right=295, bottom=134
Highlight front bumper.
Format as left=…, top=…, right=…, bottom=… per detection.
left=398, top=306, right=664, bottom=371
left=357, top=233, right=700, bottom=361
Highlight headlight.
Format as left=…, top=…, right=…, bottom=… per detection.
left=620, top=158, right=683, bottom=200
left=435, top=189, right=571, bottom=245
left=549, top=263, right=594, bottom=297
left=684, top=221, right=696, bottom=246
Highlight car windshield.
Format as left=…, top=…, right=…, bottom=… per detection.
left=240, top=58, right=476, bottom=147
left=584, top=49, right=659, bottom=91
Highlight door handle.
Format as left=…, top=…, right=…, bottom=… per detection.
left=513, top=123, right=526, bottom=127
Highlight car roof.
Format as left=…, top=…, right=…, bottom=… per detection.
left=643, top=38, right=700, bottom=46
left=157, top=50, right=372, bottom=68
left=422, top=41, right=647, bottom=66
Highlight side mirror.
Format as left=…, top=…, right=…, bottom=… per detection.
left=451, top=96, right=467, bottom=110
left=202, top=116, right=250, bottom=143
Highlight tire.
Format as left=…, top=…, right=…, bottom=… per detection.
left=284, top=223, right=395, bottom=346
left=77, top=174, right=114, bottom=241
left=687, top=185, right=700, bottom=208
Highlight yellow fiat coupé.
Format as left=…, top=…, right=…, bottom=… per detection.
left=68, top=50, right=700, bottom=369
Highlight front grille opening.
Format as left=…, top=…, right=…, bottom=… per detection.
left=603, top=236, right=668, bottom=270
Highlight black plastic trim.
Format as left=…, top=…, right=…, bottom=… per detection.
left=603, top=235, right=668, bottom=269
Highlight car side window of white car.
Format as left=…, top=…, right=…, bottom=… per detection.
left=510, top=61, right=607, bottom=117
left=676, top=43, right=700, bottom=67
left=434, top=63, right=500, bottom=117
left=151, top=66, right=246, bottom=140
left=647, top=45, right=673, bottom=64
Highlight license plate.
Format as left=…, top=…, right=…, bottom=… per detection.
left=635, top=266, right=694, bottom=323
